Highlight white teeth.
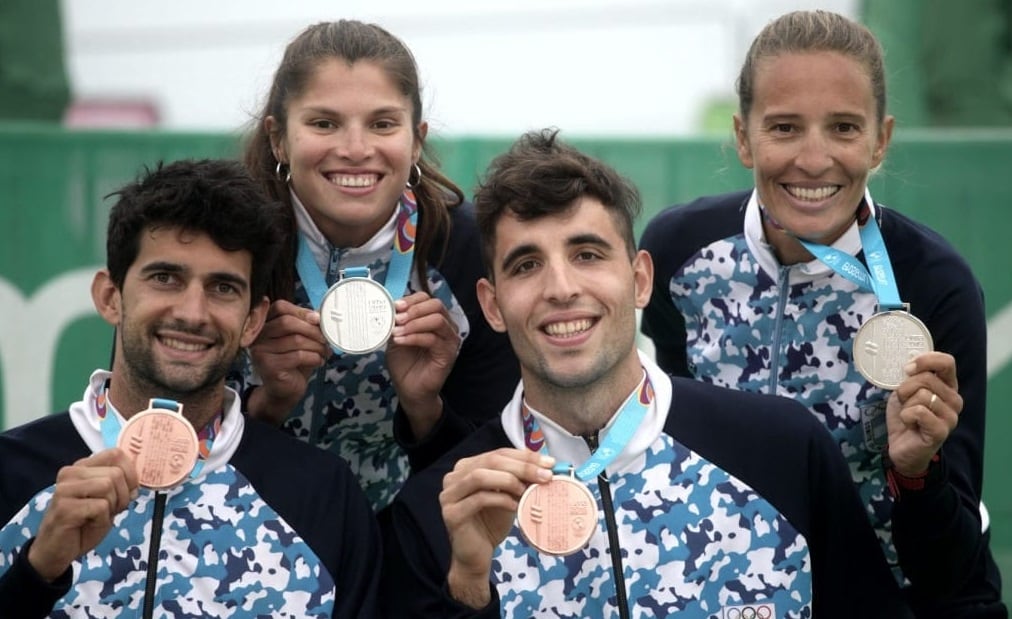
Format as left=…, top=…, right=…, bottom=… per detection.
left=161, top=337, right=205, bottom=352
left=786, top=185, right=838, bottom=201
left=544, top=319, right=592, bottom=337
left=329, top=174, right=378, bottom=188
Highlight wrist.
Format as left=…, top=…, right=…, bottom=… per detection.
left=399, top=395, right=443, bottom=440
left=447, top=561, right=493, bottom=609
left=26, top=539, right=70, bottom=583
left=246, top=387, right=295, bottom=426
left=883, top=449, right=942, bottom=496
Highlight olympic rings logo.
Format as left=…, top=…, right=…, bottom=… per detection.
left=724, top=604, right=774, bottom=619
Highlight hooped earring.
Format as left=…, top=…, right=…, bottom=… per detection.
left=405, top=163, right=422, bottom=189
left=275, top=161, right=291, bottom=184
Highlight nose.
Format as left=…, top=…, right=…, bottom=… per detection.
left=335, top=125, right=373, bottom=161
left=172, top=282, right=210, bottom=325
left=542, top=260, right=580, bottom=304
left=794, top=129, right=833, bottom=176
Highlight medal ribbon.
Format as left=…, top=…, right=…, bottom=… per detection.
left=521, top=372, right=654, bottom=480
left=97, top=385, right=221, bottom=481
left=761, top=200, right=904, bottom=310
left=296, top=192, right=418, bottom=355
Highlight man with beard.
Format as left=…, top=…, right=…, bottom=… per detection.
left=0, top=159, right=378, bottom=618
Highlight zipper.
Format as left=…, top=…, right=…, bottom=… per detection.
left=768, top=266, right=791, bottom=394
left=143, top=491, right=168, bottom=619
left=584, top=434, right=631, bottom=619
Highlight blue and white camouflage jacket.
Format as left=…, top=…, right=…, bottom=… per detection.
left=0, top=370, right=380, bottom=618
left=640, top=189, right=1005, bottom=617
left=381, top=353, right=910, bottom=618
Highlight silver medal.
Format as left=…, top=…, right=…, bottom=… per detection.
left=852, top=309, right=933, bottom=390
left=319, top=270, right=395, bottom=354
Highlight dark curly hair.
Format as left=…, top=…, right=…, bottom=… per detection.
left=105, top=158, right=284, bottom=307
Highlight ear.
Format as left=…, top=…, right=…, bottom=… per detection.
left=871, top=114, right=895, bottom=169
left=412, top=121, right=428, bottom=163
left=632, top=250, right=654, bottom=309
left=265, top=116, right=286, bottom=163
left=733, top=114, right=754, bottom=169
left=91, top=270, right=122, bottom=327
left=476, top=277, right=506, bottom=333
left=240, top=296, right=271, bottom=348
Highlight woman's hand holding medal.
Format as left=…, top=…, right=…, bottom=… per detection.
left=246, top=299, right=329, bottom=425
left=386, top=292, right=462, bottom=440
left=885, top=351, right=963, bottom=476
left=440, top=448, right=555, bottom=609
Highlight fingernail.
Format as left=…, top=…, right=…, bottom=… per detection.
left=537, top=468, right=553, bottom=481
left=904, top=362, right=916, bottom=375
left=539, top=455, right=555, bottom=467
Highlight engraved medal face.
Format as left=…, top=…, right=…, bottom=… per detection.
left=319, top=277, right=396, bottom=354
left=117, top=407, right=199, bottom=490
left=853, top=310, right=934, bottom=390
left=516, top=476, right=598, bottom=556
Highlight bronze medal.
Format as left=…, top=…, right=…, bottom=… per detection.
left=319, top=276, right=395, bottom=354
left=853, top=309, right=933, bottom=390
left=516, top=475, right=597, bottom=556
left=117, top=402, right=199, bottom=490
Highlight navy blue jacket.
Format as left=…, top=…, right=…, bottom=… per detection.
left=640, top=189, right=1005, bottom=617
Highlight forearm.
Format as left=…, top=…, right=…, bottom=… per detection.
left=394, top=401, right=475, bottom=473
left=890, top=457, right=985, bottom=596
left=397, top=394, right=444, bottom=442
left=0, top=539, right=70, bottom=619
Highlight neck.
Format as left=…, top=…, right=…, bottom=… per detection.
left=766, top=226, right=815, bottom=265
left=309, top=202, right=398, bottom=250
left=524, top=361, right=644, bottom=437
left=106, top=375, right=224, bottom=434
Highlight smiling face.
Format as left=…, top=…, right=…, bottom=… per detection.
left=268, top=58, right=425, bottom=248
left=93, top=227, right=267, bottom=417
left=477, top=197, right=652, bottom=408
left=734, top=51, right=894, bottom=264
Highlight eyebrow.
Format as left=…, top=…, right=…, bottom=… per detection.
left=139, top=262, right=249, bottom=291
left=301, top=104, right=409, bottom=117
left=763, top=111, right=868, bottom=123
left=568, top=233, right=612, bottom=249
left=498, top=233, right=614, bottom=273
left=499, top=243, right=538, bottom=274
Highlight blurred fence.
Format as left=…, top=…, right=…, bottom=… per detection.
left=2, top=123, right=1010, bottom=600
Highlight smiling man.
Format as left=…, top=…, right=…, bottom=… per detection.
left=379, top=129, right=912, bottom=618
left=0, top=159, right=378, bottom=618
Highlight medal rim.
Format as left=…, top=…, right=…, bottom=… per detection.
left=117, top=407, right=200, bottom=490
left=318, top=276, right=396, bottom=354
left=853, top=309, right=934, bottom=390
left=516, top=475, right=598, bottom=556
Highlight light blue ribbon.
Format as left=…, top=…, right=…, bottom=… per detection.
left=524, top=373, right=653, bottom=480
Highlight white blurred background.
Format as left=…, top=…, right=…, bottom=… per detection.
left=60, top=0, right=856, bottom=136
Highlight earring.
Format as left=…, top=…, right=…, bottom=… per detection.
left=405, top=163, right=422, bottom=189
left=275, top=161, right=291, bottom=183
